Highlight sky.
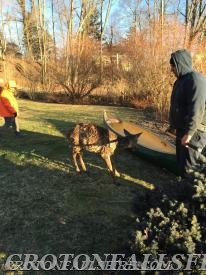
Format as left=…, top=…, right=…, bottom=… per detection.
left=1, top=0, right=134, bottom=42
left=0, top=0, right=183, bottom=48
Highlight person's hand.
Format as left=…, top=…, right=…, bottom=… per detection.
left=13, top=112, right=17, bottom=117
left=181, top=134, right=192, bottom=147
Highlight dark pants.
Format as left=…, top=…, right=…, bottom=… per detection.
left=0, top=117, right=18, bottom=133
left=176, top=129, right=206, bottom=177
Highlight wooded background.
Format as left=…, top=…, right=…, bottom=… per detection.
left=1, top=0, right=206, bottom=119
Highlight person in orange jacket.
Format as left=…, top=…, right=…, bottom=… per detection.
left=0, top=79, right=21, bottom=136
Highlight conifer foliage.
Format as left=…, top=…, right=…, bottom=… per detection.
left=133, top=162, right=206, bottom=269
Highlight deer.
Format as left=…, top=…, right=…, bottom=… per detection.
left=67, top=123, right=140, bottom=184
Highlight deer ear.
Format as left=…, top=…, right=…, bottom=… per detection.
left=124, top=129, right=142, bottom=138
left=124, top=129, right=133, bottom=136
left=136, top=132, right=142, bottom=138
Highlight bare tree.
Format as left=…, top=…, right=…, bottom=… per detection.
left=98, top=0, right=112, bottom=81
left=51, top=0, right=56, bottom=61
left=16, top=0, right=34, bottom=58
left=182, top=0, right=206, bottom=47
left=52, top=0, right=113, bottom=102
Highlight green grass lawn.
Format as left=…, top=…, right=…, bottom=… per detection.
left=0, top=100, right=175, bottom=274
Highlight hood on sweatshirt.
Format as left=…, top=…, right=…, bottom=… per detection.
left=170, top=49, right=193, bottom=77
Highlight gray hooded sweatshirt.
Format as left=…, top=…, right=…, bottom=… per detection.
left=169, top=49, right=206, bottom=136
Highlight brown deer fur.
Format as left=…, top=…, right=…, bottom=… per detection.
left=68, top=123, right=139, bottom=183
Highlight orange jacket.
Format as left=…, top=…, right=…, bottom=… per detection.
left=0, top=88, right=19, bottom=117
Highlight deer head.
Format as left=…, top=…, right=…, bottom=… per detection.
left=117, top=129, right=142, bottom=149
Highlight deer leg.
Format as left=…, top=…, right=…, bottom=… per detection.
left=111, top=156, right=120, bottom=177
left=78, top=152, right=87, bottom=172
left=101, top=154, right=117, bottom=184
left=72, top=147, right=81, bottom=172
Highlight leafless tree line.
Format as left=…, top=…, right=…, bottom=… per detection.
left=0, top=0, right=206, bottom=115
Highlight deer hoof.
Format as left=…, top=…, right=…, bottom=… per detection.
left=114, top=170, right=121, bottom=177
left=85, top=170, right=91, bottom=177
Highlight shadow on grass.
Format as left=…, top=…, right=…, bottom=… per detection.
left=0, top=123, right=175, bottom=275
left=43, top=118, right=175, bottom=187
left=0, top=155, right=137, bottom=265
left=0, top=130, right=150, bottom=268
left=0, top=122, right=166, bottom=190
left=42, top=118, right=176, bottom=215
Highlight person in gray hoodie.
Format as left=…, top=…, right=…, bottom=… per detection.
left=168, top=49, right=206, bottom=178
